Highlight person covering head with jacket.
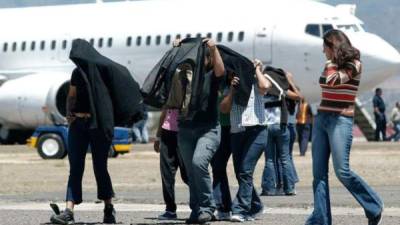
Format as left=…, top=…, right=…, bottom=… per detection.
left=305, top=29, right=383, bottom=225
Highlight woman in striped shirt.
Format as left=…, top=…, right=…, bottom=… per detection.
left=305, top=30, right=383, bottom=225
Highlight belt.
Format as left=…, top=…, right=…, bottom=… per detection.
left=74, top=113, right=91, bottom=118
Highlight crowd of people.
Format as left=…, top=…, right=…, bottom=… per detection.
left=49, top=30, right=384, bottom=225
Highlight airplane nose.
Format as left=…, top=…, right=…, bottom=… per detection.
left=349, top=32, right=400, bottom=87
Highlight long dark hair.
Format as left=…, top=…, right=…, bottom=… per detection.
left=323, top=29, right=360, bottom=68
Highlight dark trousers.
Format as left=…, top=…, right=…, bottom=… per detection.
left=211, top=125, right=232, bottom=213
left=66, top=118, right=114, bottom=204
left=297, top=123, right=312, bottom=156
left=375, top=114, right=387, bottom=141
left=160, top=129, right=188, bottom=212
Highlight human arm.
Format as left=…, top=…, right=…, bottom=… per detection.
left=254, top=59, right=272, bottom=95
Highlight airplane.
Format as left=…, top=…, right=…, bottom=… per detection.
left=0, top=0, right=399, bottom=144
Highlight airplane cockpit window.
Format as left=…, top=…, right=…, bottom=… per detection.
left=337, top=24, right=360, bottom=32
left=62, top=40, right=67, bottom=49
left=107, top=38, right=113, bottom=47
left=98, top=38, right=103, bottom=48
left=3, top=43, right=8, bottom=52
left=217, top=32, right=223, bottom=42
left=238, top=31, right=245, bottom=42
left=51, top=40, right=56, bottom=50
left=40, top=41, right=45, bottom=50
left=12, top=42, right=17, bottom=52
left=21, top=42, right=26, bottom=51
left=305, top=24, right=320, bottom=37
left=228, top=32, right=234, bottom=42
left=322, top=24, right=334, bottom=35
left=31, top=41, right=36, bottom=51
left=146, top=36, right=151, bottom=46
left=156, top=35, right=161, bottom=46
left=165, top=35, right=171, bottom=45
left=127, top=37, right=132, bottom=47
left=136, top=36, right=142, bottom=46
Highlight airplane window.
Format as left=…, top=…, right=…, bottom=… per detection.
left=136, top=36, right=142, bottom=46
left=126, top=36, right=132, bottom=46
left=62, top=40, right=67, bottom=49
left=89, top=38, right=95, bottom=46
left=238, top=31, right=245, bottom=42
left=228, top=32, right=234, bottom=42
left=156, top=35, right=161, bottom=45
left=107, top=38, right=113, bottom=47
left=337, top=24, right=359, bottom=32
left=98, top=38, right=103, bottom=48
left=12, top=42, right=17, bottom=52
left=21, top=41, right=26, bottom=51
left=51, top=40, right=56, bottom=50
left=31, top=41, right=36, bottom=51
left=3, top=43, right=8, bottom=52
left=165, top=35, right=171, bottom=45
left=217, top=32, right=223, bottom=42
left=305, top=24, right=320, bottom=37
left=186, top=33, right=191, bottom=38
left=207, top=33, right=212, bottom=38
left=40, top=41, right=45, bottom=50
left=146, top=36, right=151, bottom=46
left=322, top=24, right=334, bottom=35
left=196, top=33, right=202, bottom=38
left=175, top=34, right=181, bottom=39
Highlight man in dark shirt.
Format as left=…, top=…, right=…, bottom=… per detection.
left=373, top=88, right=387, bottom=141
left=50, top=68, right=116, bottom=225
left=176, top=38, right=225, bottom=224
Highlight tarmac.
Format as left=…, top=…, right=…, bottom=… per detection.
left=0, top=142, right=399, bottom=225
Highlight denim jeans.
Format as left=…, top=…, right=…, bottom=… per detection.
left=288, top=123, right=299, bottom=183
left=374, top=113, right=387, bottom=141
left=211, top=125, right=232, bottom=213
left=160, top=129, right=188, bottom=212
left=389, top=121, right=400, bottom=141
left=132, top=119, right=149, bottom=143
left=306, top=112, right=383, bottom=225
left=297, top=123, right=312, bottom=156
left=231, top=126, right=266, bottom=216
left=262, top=124, right=295, bottom=193
left=177, top=123, right=220, bottom=217
left=66, top=118, right=114, bottom=204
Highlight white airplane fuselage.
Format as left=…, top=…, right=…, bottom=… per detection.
left=0, top=0, right=399, bottom=136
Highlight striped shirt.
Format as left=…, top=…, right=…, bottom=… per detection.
left=318, top=60, right=361, bottom=116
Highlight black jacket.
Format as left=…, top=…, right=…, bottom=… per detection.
left=70, top=39, right=143, bottom=140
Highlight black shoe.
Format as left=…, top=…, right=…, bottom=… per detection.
left=368, top=213, right=382, bottom=225
left=50, top=208, right=75, bottom=225
left=185, top=217, right=198, bottom=224
left=197, top=212, right=212, bottom=224
left=103, top=204, right=116, bottom=224
left=260, top=190, right=276, bottom=196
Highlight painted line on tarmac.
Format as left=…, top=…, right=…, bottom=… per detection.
left=0, top=203, right=399, bottom=217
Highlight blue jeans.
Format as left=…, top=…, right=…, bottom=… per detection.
left=211, top=125, right=232, bottom=213
left=132, top=119, right=149, bottom=143
left=66, top=118, right=114, bottom=204
left=262, top=124, right=295, bottom=193
left=389, top=121, right=400, bottom=141
left=288, top=123, right=299, bottom=183
left=178, top=123, right=220, bottom=217
left=231, top=126, right=266, bottom=216
left=297, top=123, right=312, bottom=156
left=306, top=112, right=383, bottom=225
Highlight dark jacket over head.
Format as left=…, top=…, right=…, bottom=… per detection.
left=69, top=39, right=143, bottom=140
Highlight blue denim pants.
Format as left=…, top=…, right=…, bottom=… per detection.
left=262, top=124, right=295, bottom=193
left=178, top=123, right=221, bottom=217
left=231, top=126, right=266, bottom=216
left=306, top=112, right=383, bottom=225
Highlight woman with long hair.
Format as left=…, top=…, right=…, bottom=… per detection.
left=305, top=29, right=384, bottom=225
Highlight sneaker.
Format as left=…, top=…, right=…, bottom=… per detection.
left=197, top=212, right=213, bottom=224
left=158, top=211, right=177, bottom=220
left=260, top=190, right=276, bottom=196
left=215, top=210, right=231, bottom=221
left=285, top=189, right=297, bottom=196
left=50, top=208, right=75, bottom=225
left=231, top=214, right=246, bottom=222
left=103, top=204, right=116, bottom=224
left=368, top=212, right=383, bottom=225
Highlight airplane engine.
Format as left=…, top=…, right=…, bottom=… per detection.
left=0, top=72, right=71, bottom=143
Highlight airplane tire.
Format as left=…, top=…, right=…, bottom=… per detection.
left=37, top=134, right=66, bottom=159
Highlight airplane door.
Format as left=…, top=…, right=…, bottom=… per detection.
left=254, top=27, right=273, bottom=64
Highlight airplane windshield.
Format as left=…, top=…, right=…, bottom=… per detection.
left=336, top=24, right=360, bottom=32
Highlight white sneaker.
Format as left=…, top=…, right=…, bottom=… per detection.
left=231, top=214, right=246, bottom=222
left=215, top=211, right=231, bottom=221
